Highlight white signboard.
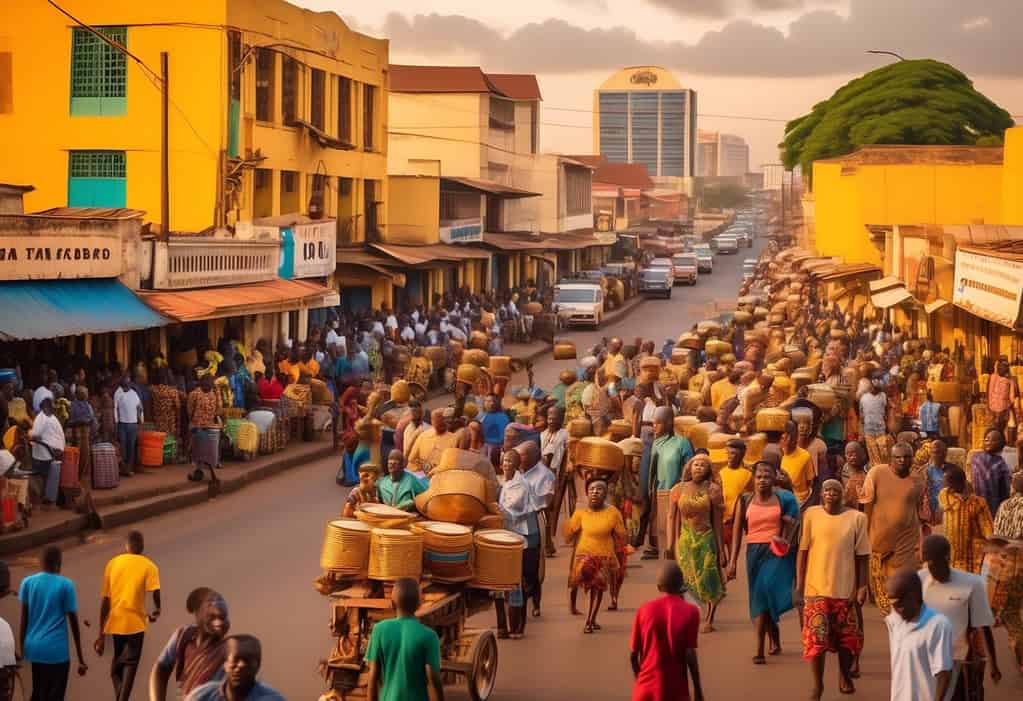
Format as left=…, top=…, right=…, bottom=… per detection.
left=292, top=221, right=337, bottom=279
left=953, top=248, right=1023, bottom=328
left=440, top=217, right=483, bottom=244
left=0, top=235, right=121, bottom=280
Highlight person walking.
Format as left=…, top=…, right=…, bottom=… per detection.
left=0, top=561, right=18, bottom=699
left=113, top=375, right=143, bottom=476
left=365, top=578, right=444, bottom=701
left=94, top=530, right=161, bottom=701
left=919, top=534, right=1001, bottom=700
left=187, top=374, right=222, bottom=483
left=984, top=472, right=1023, bottom=675
left=939, top=466, right=994, bottom=574
left=184, top=635, right=284, bottom=701
left=795, top=479, right=870, bottom=699
left=861, top=441, right=926, bottom=615
left=18, top=546, right=88, bottom=701
left=149, top=592, right=230, bottom=701
left=518, top=441, right=554, bottom=618
left=970, top=428, right=1012, bottom=520
left=629, top=562, right=704, bottom=701
left=860, top=376, right=890, bottom=467
left=885, top=569, right=954, bottom=701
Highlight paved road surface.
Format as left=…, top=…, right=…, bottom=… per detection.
left=3, top=238, right=1021, bottom=700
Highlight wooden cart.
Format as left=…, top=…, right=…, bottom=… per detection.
left=322, top=580, right=499, bottom=701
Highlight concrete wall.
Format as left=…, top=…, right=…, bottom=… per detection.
left=386, top=175, right=440, bottom=244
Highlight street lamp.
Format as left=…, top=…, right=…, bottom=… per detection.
left=867, top=49, right=906, bottom=61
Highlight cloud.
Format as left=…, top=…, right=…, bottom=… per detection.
left=645, top=0, right=734, bottom=19
left=380, top=0, right=1023, bottom=78
left=558, top=0, right=609, bottom=9
left=750, top=0, right=804, bottom=10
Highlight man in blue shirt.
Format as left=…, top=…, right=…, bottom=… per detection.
left=918, top=391, right=942, bottom=438
left=184, top=635, right=284, bottom=701
left=18, top=546, right=88, bottom=701
left=479, top=394, right=510, bottom=467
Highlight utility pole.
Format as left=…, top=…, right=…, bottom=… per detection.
left=161, top=52, right=169, bottom=238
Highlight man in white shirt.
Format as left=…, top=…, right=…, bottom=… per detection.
left=919, top=534, right=1001, bottom=700
left=31, top=397, right=64, bottom=505
left=399, top=324, right=416, bottom=344
left=885, top=569, right=954, bottom=701
left=518, top=441, right=555, bottom=618
left=113, top=376, right=143, bottom=475
left=0, top=562, right=16, bottom=668
left=540, top=407, right=570, bottom=557
left=32, top=383, right=54, bottom=415
left=325, top=321, right=346, bottom=356
left=384, top=309, right=398, bottom=333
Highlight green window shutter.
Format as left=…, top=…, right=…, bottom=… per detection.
left=68, top=151, right=127, bottom=207
left=70, top=27, right=127, bottom=116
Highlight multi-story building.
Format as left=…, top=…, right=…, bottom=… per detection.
left=593, top=66, right=698, bottom=190
left=385, top=65, right=602, bottom=300
left=696, top=131, right=750, bottom=178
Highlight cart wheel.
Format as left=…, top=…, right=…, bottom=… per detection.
left=466, top=630, right=498, bottom=701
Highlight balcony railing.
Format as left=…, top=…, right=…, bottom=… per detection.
left=152, top=237, right=279, bottom=290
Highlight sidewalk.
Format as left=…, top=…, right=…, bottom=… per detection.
left=0, top=438, right=334, bottom=557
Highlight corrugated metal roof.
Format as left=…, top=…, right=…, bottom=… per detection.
left=336, top=249, right=407, bottom=285
left=813, top=263, right=881, bottom=282
left=486, top=74, right=542, bottom=101
left=26, top=207, right=146, bottom=220
left=869, top=276, right=904, bottom=293
left=441, top=177, right=541, bottom=198
left=871, top=285, right=914, bottom=309
left=942, top=225, right=1023, bottom=248
left=139, top=279, right=339, bottom=322
left=0, top=279, right=169, bottom=341
left=389, top=65, right=504, bottom=95
left=371, top=243, right=491, bottom=265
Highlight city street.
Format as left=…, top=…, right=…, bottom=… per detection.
left=2, top=241, right=1021, bottom=701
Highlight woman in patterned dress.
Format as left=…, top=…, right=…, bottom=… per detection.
left=668, top=453, right=726, bottom=633
left=984, top=473, right=1023, bottom=674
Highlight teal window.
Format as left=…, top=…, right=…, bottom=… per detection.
left=70, top=27, right=127, bottom=116
left=68, top=151, right=126, bottom=207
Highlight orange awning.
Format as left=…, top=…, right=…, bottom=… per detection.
left=140, top=279, right=339, bottom=322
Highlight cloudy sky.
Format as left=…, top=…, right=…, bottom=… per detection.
left=297, top=0, right=1021, bottom=167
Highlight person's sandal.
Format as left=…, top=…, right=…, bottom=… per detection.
left=583, top=623, right=594, bottom=634
left=752, top=655, right=766, bottom=665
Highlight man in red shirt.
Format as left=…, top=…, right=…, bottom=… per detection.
left=630, top=563, right=705, bottom=701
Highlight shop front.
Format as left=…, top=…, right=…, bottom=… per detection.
left=952, top=241, right=1023, bottom=367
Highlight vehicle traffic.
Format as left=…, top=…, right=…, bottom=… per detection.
left=671, top=253, right=699, bottom=285
left=692, top=243, right=714, bottom=273
left=714, top=235, right=739, bottom=254
left=554, top=281, right=604, bottom=328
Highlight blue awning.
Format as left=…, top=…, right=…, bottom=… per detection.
left=0, top=279, right=170, bottom=341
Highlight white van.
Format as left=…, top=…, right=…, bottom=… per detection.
left=554, top=282, right=604, bottom=328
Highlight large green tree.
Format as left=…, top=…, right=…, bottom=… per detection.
left=780, top=59, right=1014, bottom=180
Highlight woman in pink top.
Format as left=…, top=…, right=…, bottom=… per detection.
left=727, top=461, right=801, bottom=665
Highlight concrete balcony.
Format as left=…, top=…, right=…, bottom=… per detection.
left=152, top=236, right=280, bottom=290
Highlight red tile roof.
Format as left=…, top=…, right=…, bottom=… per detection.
left=389, top=65, right=502, bottom=94
left=486, top=74, right=542, bottom=101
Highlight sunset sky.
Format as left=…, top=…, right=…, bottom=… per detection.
left=297, top=0, right=1022, bottom=168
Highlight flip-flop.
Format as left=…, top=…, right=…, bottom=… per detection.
left=584, top=624, right=594, bottom=634
left=752, top=656, right=766, bottom=665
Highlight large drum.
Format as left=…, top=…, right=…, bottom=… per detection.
left=413, top=521, right=475, bottom=582
left=320, top=519, right=371, bottom=575
left=472, top=529, right=525, bottom=590
left=368, top=528, right=423, bottom=581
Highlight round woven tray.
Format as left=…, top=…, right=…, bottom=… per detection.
left=471, top=529, right=525, bottom=590
left=320, top=519, right=372, bottom=574
left=368, top=528, right=423, bottom=581
left=356, top=503, right=417, bottom=530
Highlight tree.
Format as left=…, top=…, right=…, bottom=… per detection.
left=780, top=59, right=1014, bottom=182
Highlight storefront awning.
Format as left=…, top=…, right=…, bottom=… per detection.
left=868, top=276, right=904, bottom=294
left=814, top=263, right=881, bottom=282
left=870, top=285, right=914, bottom=309
left=370, top=243, right=491, bottom=266
left=953, top=242, right=1023, bottom=328
left=0, top=279, right=170, bottom=341
left=440, top=177, right=541, bottom=199
left=924, top=299, right=950, bottom=314
left=139, top=279, right=339, bottom=322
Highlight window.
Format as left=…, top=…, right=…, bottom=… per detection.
left=227, top=31, right=242, bottom=157
left=280, top=170, right=300, bottom=214
left=253, top=168, right=273, bottom=218
left=489, top=96, right=514, bottom=130
left=565, top=165, right=590, bottom=217
left=363, top=84, right=376, bottom=151
left=70, top=26, right=127, bottom=116
left=660, top=92, right=686, bottom=177
left=598, top=92, right=627, bottom=162
left=0, top=52, right=12, bottom=114
left=255, top=48, right=274, bottom=122
left=630, top=92, right=659, bottom=177
left=68, top=150, right=126, bottom=207
left=440, top=190, right=480, bottom=221
left=364, top=179, right=379, bottom=241
left=281, top=55, right=299, bottom=125
left=308, top=173, right=327, bottom=217
left=529, top=102, right=539, bottom=154
left=338, top=177, right=356, bottom=243
left=310, top=69, right=325, bottom=130
left=337, top=76, right=352, bottom=143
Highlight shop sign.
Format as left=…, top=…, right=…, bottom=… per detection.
left=440, top=217, right=483, bottom=244
left=0, top=235, right=121, bottom=280
left=630, top=70, right=658, bottom=86
left=953, top=248, right=1023, bottom=329
left=593, top=231, right=618, bottom=246
left=291, top=220, right=337, bottom=279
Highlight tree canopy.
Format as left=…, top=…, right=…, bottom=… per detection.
left=780, top=59, right=1014, bottom=178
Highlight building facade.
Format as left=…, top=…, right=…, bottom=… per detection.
left=696, top=131, right=750, bottom=178
left=593, top=66, right=697, bottom=188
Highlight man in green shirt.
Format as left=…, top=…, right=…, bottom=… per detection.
left=644, top=406, right=693, bottom=558
left=377, top=450, right=427, bottom=511
left=366, top=578, right=444, bottom=701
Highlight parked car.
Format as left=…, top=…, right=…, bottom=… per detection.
left=671, top=253, right=699, bottom=285
left=638, top=267, right=673, bottom=299
left=648, top=257, right=674, bottom=270
left=692, top=243, right=714, bottom=273
left=554, top=282, right=604, bottom=328
left=742, top=258, right=757, bottom=281
left=714, top=235, right=739, bottom=254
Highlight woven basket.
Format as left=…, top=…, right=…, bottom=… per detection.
left=687, top=422, right=720, bottom=451
left=568, top=418, right=592, bottom=438
left=733, top=310, right=753, bottom=324
left=678, top=333, right=702, bottom=350
left=929, top=381, right=960, bottom=404
left=469, top=331, right=489, bottom=350
left=424, top=346, right=447, bottom=368
left=674, top=415, right=699, bottom=437
left=489, top=356, right=512, bottom=377
left=463, top=349, right=490, bottom=368
left=806, top=384, right=837, bottom=411
left=413, top=521, right=475, bottom=582
left=368, top=528, right=423, bottom=581
left=472, top=529, right=525, bottom=590
left=356, top=503, right=417, bottom=530
left=575, top=437, right=624, bottom=471
left=476, top=514, right=505, bottom=530
left=415, top=469, right=490, bottom=525
left=697, top=320, right=722, bottom=335
left=743, top=433, right=768, bottom=465
left=554, top=341, right=577, bottom=360
left=320, top=519, right=372, bottom=574
left=756, top=408, right=790, bottom=433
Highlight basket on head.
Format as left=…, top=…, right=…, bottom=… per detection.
left=414, top=468, right=490, bottom=525
left=705, top=339, right=731, bottom=357
left=678, top=333, right=702, bottom=350
left=743, top=433, right=768, bottom=466
left=390, top=379, right=412, bottom=404
left=674, top=415, right=699, bottom=438
left=609, top=419, right=632, bottom=442
left=568, top=418, right=592, bottom=439
left=708, top=432, right=738, bottom=467
left=687, top=422, right=719, bottom=451
left=554, top=341, right=578, bottom=360
left=463, top=349, right=490, bottom=368
left=733, top=310, right=753, bottom=325
left=575, top=437, right=624, bottom=472
left=424, top=346, right=447, bottom=368
left=755, top=407, right=790, bottom=433
left=806, top=384, right=837, bottom=411
left=469, top=331, right=489, bottom=350
left=489, top=355, right=512, bottom=378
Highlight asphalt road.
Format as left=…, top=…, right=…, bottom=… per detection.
left=3, top=236, right=1021, bottom=700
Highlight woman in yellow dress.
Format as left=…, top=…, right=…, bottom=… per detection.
left=564, top=478, right=627, bottom=634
